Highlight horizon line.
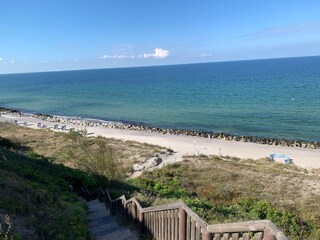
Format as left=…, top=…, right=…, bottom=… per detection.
left=1, top=54, right=319, bottom=76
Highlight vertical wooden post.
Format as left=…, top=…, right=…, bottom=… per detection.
left=202, top=229, right=212, bottom=240
left=109, top=201, right=113, bottom=215
left=123, top=199, right=127, bottom=219
left=179, top=208, right=186, bottom=240
left=139, top=210, right=144, bottom=233
left=132, top=201, right=137, bottom=222
left=263, top=227, right=276, bottom=240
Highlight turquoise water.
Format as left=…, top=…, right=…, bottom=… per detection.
left=0, top=56, right=320, bottom=141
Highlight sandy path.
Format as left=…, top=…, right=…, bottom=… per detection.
left=1, top=114, right=319, bottom=169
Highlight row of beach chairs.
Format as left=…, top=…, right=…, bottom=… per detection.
left=13, top=119, right=75, bottom=132
left=37, top=122, right=70, bottom=131
left=13, top=120, right=28, bottom=126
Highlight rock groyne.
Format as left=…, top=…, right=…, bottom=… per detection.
left=31, top=112, right=320, bottom=150
left=1, top=107, right=319, bottom=150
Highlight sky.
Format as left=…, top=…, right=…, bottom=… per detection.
left=1, top=0, right=320, bottom=74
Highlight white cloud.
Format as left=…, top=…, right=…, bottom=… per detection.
left=103, top=54, right=126, bottom=59
left=0, top=58, right=3, bottom=61
left=102, top=47, right=169, bottom=61
left=143, top=48, right=170, bottom=59
left=11, top=60, right=16, bottom=64
left=201, top=53, right=212, bottom=57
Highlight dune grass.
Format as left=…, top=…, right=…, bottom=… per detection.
left=0, top=136, right=93, bottom=239
left=127, top=156, right=320, bottom=239
left=1, top=122, right=320, bottom=239
left=0, top=122, right=162, bottom=174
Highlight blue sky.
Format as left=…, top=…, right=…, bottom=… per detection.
left=1, top=0, right=320, bottom=73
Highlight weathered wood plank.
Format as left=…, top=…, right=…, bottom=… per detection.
left=191, top=219, right=195, bottom=240
left=170, top=210, right=174, bottom=240
left=265, top=221, right=289, bottom=240
left=254, top=232, right=263, bottom=240
left=222, top=233, right=229, bottom=240
left=160, top=211, right=165, bottom=239
left=232, top=233, right=239, bottom=240
left=182, top=203, right=208, bottom=229
left=242, top=232, right=249, bottom=240
left=179, top=208, right=187, bottom=240
left=186, top=215, right=191, bottom=240
left=264, top=227, right=277, bottom=240
left=175, top=209, right=179, bottom=240
left=207, top=220, right=269, bottom=233
left=214, top=233, right=221, bottom=240
left=195, top=224, right=201, bottom=240
left=142, top=202, right=182, bottom=213
left=167, top=210, right=171, bottom=240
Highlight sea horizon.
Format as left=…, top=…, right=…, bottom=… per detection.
left=1, top=55, right=320, bottom=76
left=1, top=56, right=320, bottom=142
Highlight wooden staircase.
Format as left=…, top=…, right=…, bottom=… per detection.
left=86, top=199, right=137, bottom=240
left=80, top=188, right=289, bottom=240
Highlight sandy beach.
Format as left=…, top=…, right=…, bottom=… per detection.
left=1, top=113, right=319, bottom=169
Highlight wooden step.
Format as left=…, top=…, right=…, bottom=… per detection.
left=87, top=208, right=109, bottom=220
left=87, top=199, right=101, bottom=207
left=86, top=199, right=137, bottom=240
left=95, top=228, right=135, bottom=240
left=87, top=203, right=106, bottom=213
left=90, top=222, right=119, bottom=236
left=88, top=215, right=114, bottom=228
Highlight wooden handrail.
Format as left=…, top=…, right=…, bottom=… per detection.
left=142, top=201, right=182, bottom=213
left=207, top=220, right=268, bottom=233
left=181, top=203, right=208, bottom=229
left=99, top=189, right=289, bottom=240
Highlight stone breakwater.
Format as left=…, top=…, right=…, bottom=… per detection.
left=31, top=113, right=320, bottom=150
left=1, top=107, right=319, bottom=150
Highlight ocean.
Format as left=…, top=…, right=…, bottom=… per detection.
left=0, top=56, right=320, bottom=141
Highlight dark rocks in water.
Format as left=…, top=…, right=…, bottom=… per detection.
left=32, top=113, right=54, bottom=119
left=4, top=106, right=318, bottom=150
left=0, top=107, right=21, bottom=115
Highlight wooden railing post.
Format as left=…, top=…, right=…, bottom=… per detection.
left=179, top=208, right=187, bottom=240
left=139, top=210, right=144, bottom=233
left=202, top=229, right=212, bottom=240
left=264, top=226, right=276, bottom=240
left=123, top=199, right=127, bottom=219
left=132, top=201, right=137, bottom=222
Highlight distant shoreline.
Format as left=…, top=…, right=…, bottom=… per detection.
left=1, top=106, right=319, bottom=150
left=1, top=106, right=320, bottom=169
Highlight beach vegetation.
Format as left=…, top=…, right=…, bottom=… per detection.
left=64, top=132, right=124, bottom=180
left=127, top=156, right=320, bottom=239
left=0, top=136, right=93, bottom=239
left=0, top=122, right=162, bottom=174
left=1, top=123, right=320, bottom=239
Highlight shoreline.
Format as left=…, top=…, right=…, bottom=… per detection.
left=1, top=107, right=320, bottom=170
left=1, top=106, right=319, bottom=150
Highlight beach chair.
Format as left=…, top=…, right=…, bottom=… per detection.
left=37, top=123, right=42, bottom=128
left=53, top=124, right=59, bottom=130
left=23, top=121, right=27, bottom=126
left=269, top=153, right=293, bottom=164
left=61, top=125, right=66, bottom=130
left=13, top=120, right=18, bottom=125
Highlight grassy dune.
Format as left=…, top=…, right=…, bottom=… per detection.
left=0, top=123, right=162, bottom=174
left=1, top=122, right=320, bottom=239
left=0, top=122, right=162, bottom=239
left=128, top=156, right=320, bottom=239
left=0, top=137, right=91, bottom=239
